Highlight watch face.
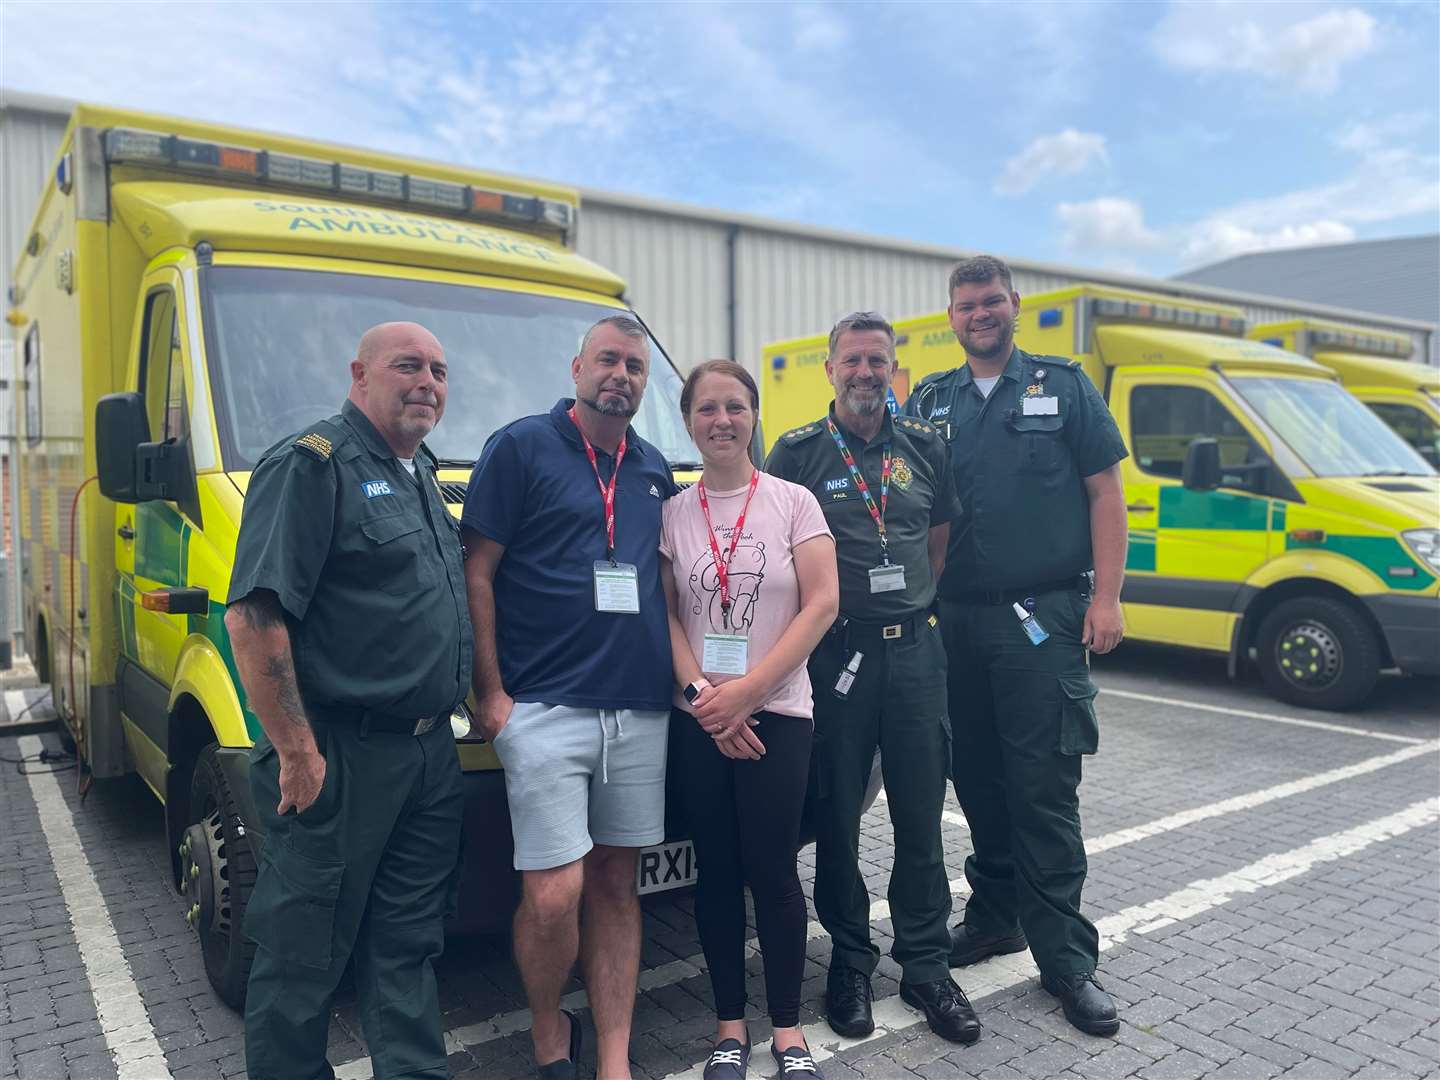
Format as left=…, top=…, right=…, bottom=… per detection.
left=683, top=682, right=701, bottom=703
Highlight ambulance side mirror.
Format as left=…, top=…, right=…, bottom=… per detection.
left=1182, top=438, right=1221, bottom=491
left=96, top=393, right=151, bottom=503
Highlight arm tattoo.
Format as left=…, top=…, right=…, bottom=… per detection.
left=231, top=590, right=286, bottom=630
left=261, top=653, right=309, bottom=728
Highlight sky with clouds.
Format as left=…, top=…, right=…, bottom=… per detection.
left=2, top=0, right=1436, bottom=276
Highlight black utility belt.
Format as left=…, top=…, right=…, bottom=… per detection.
left=947, top=573, right=1092, bottom=607
left=309, top=704, right=447, bottom=736
left=829, top=609, right=935, bottom=643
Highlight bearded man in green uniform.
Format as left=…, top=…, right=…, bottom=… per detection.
left=905, top=256, right=1128, bottom=1037
left=766, top=312, right=980, bottom=1046
left=227, top=322, right=472, bottom=1079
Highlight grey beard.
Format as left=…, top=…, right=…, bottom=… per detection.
left=841, top=388, right=886, bottom=416
left=580, top=395, right=637, bottom=418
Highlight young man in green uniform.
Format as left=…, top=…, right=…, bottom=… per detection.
left=227, top=322, right=473, bottom=1079
left=766, top=312, right=980, bottom=1046
left=905, top=256, right=1129, bottom=1036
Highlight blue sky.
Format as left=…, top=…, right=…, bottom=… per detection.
left=3, top=0, right=1436, bottom=276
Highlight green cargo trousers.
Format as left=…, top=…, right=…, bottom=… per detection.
left=939, top=585, right=1101, bottom=979
left=806, top=613, right=953, bottom=984
left=243, top=717, right=463, bottom=1080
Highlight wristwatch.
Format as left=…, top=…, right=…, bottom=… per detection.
left=683, top=679, right=711, bottom=703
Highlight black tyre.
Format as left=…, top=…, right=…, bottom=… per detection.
left=181, top=743, right=258, bottom=1010
left=1256, top=596, right=1381, bottom=711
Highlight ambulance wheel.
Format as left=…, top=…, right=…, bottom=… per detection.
left=1256, top=596, right=1380, bottom=712
left=182, top=743, right=258, bottom=1010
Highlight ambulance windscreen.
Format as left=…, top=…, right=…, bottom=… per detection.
left=199, top=265, right=697, bottom=470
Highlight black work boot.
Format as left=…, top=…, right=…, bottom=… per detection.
left=949, top=922, right=1028, bottom=967
left=1041, top=971, right=1120, bottom=1036
left=898, top=976, right=982, bottom=1044
left=825, top=966, right=874, bottom=1038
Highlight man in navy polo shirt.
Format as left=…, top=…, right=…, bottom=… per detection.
left=463, top=313, right=676, bottom=1080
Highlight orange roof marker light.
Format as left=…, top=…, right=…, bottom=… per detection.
left=102, top=126, right=576, bottom=241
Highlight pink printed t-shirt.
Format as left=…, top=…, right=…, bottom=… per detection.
left=659, top=470, right=833, bottom=719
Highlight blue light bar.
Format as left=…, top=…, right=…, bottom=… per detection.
left=772, top=355, right=787, bottom=370
left=1038, top=308, right=1063, bottom=329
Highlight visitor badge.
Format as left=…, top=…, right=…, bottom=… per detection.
left=593, top=561, right=640, bottom=614
left=702, top=633, right=749, bottom=676
left=1022, top=396, right=1059, bottom=416
left=869, top=563, right=907, bottom=594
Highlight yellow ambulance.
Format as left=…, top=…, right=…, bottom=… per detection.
left=8, top=104, right=706, bottom=1006
left=1249, top=318, right=1440, bottom=469
left=762, top=284, right=1440, bottom=712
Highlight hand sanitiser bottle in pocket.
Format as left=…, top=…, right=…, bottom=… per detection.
left=1013, top=601, right=1049, bottom=645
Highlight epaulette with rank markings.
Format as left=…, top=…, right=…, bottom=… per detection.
left=780, top=422, right=824, bottom=444
left=294, top=432, right=334, bottom=460
left=896, top=416, right=939, bottom=437
left=1031, top=353, right=1081, bottom=371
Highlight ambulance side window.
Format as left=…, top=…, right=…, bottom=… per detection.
left=1367, top=403, right=1439, bottom=468
left=1131, top=385, right=1267, bottom=494
left=163, top=315, right=189, bottom=443
left=23, top=323, right=41, bottom=447
left=137, top=290, right=177, bottom=442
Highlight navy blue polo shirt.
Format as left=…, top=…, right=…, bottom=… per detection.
left=462, top=399, right=677, bottom=710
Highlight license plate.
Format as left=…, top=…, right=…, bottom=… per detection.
left=636, top=840, right=697, bottom=895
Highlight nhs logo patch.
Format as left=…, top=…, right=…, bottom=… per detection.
left=931, top=404, right=952, bottom=418
left=361, top=480, right=393, bottom=499
left=825, top=477, right=850, bottom=493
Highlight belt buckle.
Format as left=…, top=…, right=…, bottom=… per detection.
left=413, top=716, right=436, bottom=736
left=882, top=624, right=903, bottom=640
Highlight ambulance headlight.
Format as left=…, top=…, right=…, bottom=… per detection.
left=1401, top=529, right=1440, bottom=573
left=450, top=701, right=475, bottom=740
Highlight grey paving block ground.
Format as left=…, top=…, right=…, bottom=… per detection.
left=1, top=647, right=1436, bottom=1079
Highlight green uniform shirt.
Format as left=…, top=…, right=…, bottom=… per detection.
left=905, top=346, right=1127, bottom=595
left=765, top=404, right=960, bottom=621
left=229, top=399, right=473, bottom=719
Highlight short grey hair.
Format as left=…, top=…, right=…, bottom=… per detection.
left=828, top=311, right=896, bottom=358
left=580, top=313, right=648, bottom=356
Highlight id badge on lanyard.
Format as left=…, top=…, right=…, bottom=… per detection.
left=571, top=407, right=641, bottom=615
left=697, top=470, right=761, bottom=676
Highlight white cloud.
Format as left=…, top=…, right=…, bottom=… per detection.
left=1056, top=198, right=1166, bottom=253
left=1180, top=220, right=1356, bottom=265
left=994, top=129, right=1108, bottom=196
left=1152, top=3, right=1377, bottom=93
left=1333, top=111, right=1431, bottom=152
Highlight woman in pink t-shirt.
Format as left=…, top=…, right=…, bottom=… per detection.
left=659, top=360, right=838, bottom=1079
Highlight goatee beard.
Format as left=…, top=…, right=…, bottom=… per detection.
left=842, top=388, right=885, bottom=416
left=581, top=395, right=636, bottom=418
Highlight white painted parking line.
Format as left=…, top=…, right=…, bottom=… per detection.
left=1101, top=686, right=1429, bottom=744
left=335, top=739, right=1437, bottom=1079
left=5, top=688, right=32, bottom=721
left=16, top=735, right=169, bottom=1078
left=659, top=797, right=1440, bottom=1079
left=875, top=787, right=969, bottom=829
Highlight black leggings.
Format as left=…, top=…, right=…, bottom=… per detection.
left=672, top=707, right=812, bottom=1028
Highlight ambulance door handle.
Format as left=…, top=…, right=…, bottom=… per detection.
left=117, top=524, right=135, bottom=540
left=1125, top=502, right=1154, bottom=513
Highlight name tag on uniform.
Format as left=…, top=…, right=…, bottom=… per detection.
left=1022, top=396, right=1059, bottom=416
left=869, top=563, right=906, bottom=593
left=593, top=561, right=640, bottom=614
left=702, top=633, right=749, bottom=676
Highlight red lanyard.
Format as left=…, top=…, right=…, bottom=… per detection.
left=697, top=470, right=760, bottom=626
left=568, top=406, right=627, bottom=560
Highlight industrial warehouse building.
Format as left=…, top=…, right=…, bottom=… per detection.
left=6, top=88, right=1436, bottom=374
left=3, top=87, right=1436, bottom=651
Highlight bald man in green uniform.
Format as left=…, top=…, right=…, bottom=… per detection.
left=906, top=256, right=1128, bottom=1037
left=766, top=312, right=980, bottom=1046
left=227, top=322, right=472, bottom=1079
